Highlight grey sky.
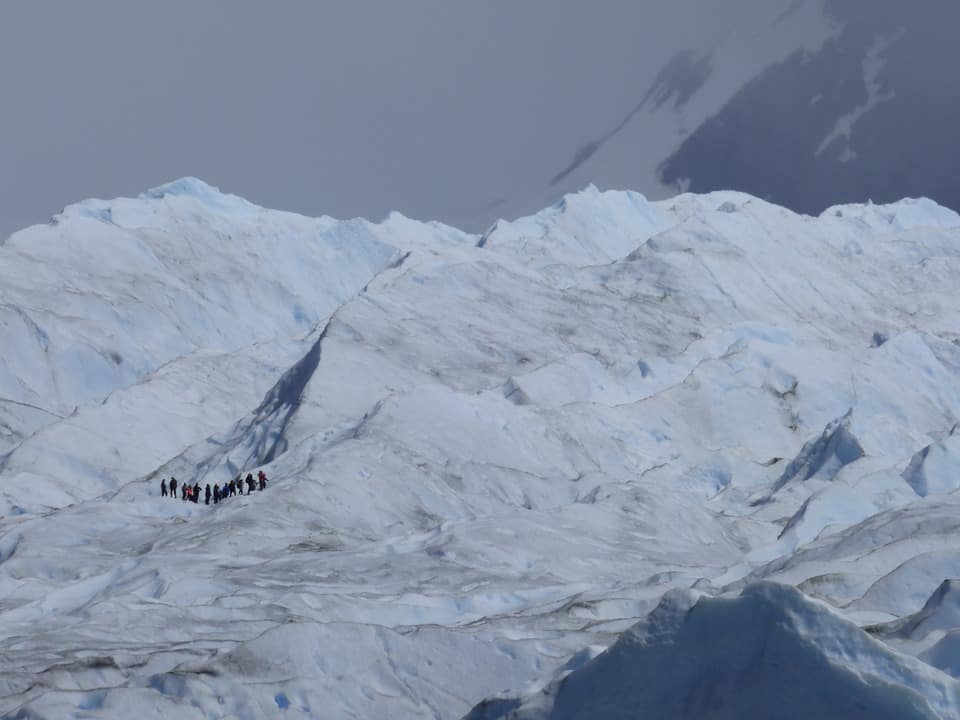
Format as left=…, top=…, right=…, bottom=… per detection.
left=2, top=0, right=815, bottom=238
left=12, top=1, right=952, bottom=239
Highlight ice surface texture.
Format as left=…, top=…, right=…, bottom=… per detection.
left=1, top=181, right=959, bottom=718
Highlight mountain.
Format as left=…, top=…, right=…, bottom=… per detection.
left=1, top=180, right=960, bottom=718
left=546, top=0, right=960, bottom=224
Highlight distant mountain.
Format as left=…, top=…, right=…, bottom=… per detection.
left=547, top=0, right=960, bottom=219
left=659, top=0, right=960, bottom=213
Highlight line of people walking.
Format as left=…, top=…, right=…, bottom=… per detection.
left=159, top=471, right=268, bottom=505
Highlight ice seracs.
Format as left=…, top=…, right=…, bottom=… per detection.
left=468, top=583, right=960, bottom=720
left=1, top=180, right=960, bottom=718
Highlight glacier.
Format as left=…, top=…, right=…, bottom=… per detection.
left=1, top=179, right=959, bottom=718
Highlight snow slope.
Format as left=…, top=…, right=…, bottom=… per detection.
left=1, top=181, right=960, bottom=718
left=0, top=178, right=414, bottom=514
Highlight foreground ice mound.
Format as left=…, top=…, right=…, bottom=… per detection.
left=468, top=583, right=960, bottom=720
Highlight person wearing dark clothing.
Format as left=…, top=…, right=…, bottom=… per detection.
left=258, top=470, right=267, bottom=491
left=204, top=484, right=211, bottom=505
left=161, top=478, right=167, bottom=497
left=213, top=485, right=220, bottom=504
left=192, top=483, right=200, bottom=503
left=170, top=477, right=178, bottom=499
left=247, top=474, right=256, bottom=494
left=181, top=484, right=187, bottom=500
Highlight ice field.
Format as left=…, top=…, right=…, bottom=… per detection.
left=1, top=179, right=959, bottom=718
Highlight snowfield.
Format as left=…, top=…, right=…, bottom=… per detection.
left=1, top=179, right=959, bottom=718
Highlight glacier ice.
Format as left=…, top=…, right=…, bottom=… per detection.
left=1, top=181, right=959, bottom=718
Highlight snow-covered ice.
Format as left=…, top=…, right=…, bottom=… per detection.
left=1, top=179, right=959, bottom=718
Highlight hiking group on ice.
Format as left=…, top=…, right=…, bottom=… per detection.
left=159, top=470, right=267, bottom=505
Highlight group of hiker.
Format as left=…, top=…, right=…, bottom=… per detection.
left=159, top=470, right=268, bottom=505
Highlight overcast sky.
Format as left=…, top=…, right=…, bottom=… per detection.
left=1, top=1, right=831, bottom=237
left=0, top=1, right=782, bottom=236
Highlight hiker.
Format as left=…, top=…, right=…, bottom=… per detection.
left=155, top=470, right=269, bottom=504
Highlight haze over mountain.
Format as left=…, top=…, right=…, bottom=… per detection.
left=3, top=0, right=958, bottom=241
left=1, top=179, right=959, bottom=718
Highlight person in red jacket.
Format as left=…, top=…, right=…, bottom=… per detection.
left=258, top=470, right=267, bottom=491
